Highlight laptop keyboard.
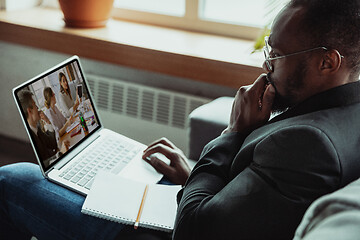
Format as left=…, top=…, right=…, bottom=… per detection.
left=59, top=138, right=142, bottom=190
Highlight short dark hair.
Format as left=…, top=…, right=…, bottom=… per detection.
left=289, top=0, right=360, bottom=78
left=18, top=90, right=34, bottom=119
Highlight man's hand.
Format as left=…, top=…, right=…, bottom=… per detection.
left=73, top=96, right=80, bottom=112
left=222, top=74, right=275, bottom=136
left=60, top=140, right=70, bottom=154
left=142, top=138, right=191, bottom=186
left=39, top=111, right=51, bottom=124
left=69, top=114, right=74, bottom=123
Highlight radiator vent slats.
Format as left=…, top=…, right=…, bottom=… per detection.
left=97, top=82, right=109, bottom=109
left=126, top=87, right=139, bottom=117
left=86, top=74, right=210, bottom=129
left=111, top=85, right=124, bottom=114
left=156, top=93, right=171, bottom=125
left=141, top=91, right=155, bottom=121
left=173, top=96, right=186, bottom=128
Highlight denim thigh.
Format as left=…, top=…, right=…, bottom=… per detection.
left=0, top=162, right=125, bottom=240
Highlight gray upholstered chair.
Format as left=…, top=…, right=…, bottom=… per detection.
left=187, top=96, right=234, bottom=161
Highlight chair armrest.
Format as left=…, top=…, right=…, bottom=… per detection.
left=187, top=97, right=234, bottom=161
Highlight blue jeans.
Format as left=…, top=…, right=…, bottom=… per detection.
left=0, top=163, right=171, bottom=240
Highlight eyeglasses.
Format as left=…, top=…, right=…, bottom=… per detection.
left=263, top=36, right=330, bottom=72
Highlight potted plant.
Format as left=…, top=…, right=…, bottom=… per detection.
left=58, top=0, right=114, bottom=28
left=252, top=0, right=287, bottom=53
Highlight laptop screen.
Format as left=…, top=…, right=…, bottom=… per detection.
left=13, top=57, right=101, bottom=172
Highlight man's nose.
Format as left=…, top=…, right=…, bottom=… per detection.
left=262, top=60, right=274, bottom=72
left=262, top=61, right=272, bottom=72
left=262, top=61, right=267, bottom=71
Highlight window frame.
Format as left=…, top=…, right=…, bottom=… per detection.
left=112, top=0, right=263, bottom=40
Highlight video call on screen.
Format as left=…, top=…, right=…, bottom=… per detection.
left=18, top=61, right=100, bottom=168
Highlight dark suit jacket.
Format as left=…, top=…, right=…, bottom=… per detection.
left=174, top=81, right=360, bottom=240
left=30, top=123, right=58, bottom=163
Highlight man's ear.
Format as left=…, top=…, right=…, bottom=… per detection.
left=319, top=50, right=342, bottom=74
left=26, top=108, right=32, bottom=120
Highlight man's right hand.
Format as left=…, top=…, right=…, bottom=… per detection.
left=142, top=138, right=191, bottom=186
left=60, top=140, right=70, bottom=154
left=39, top=111, right=51, bottom=124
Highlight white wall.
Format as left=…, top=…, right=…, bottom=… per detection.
left=0, top=41, right=236, bottom=143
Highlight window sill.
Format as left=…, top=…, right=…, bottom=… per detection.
left=0, top=7, right=264, bottom=89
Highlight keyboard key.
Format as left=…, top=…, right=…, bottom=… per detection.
left=71, top=176, right=82, bottom=183
left=78, top=178, right=89, bottom=187
left=85, top=179, right=95, bottom=190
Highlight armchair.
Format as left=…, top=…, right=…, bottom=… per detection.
left=187, top=96, right=234, bottom=161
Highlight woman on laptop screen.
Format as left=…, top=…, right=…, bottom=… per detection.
left=58, top=72, right=80, bottom=118
left=43, top=87, right=75, bottom=138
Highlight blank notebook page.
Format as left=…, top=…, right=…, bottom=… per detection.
left=81, top=171, right=181, bottom=232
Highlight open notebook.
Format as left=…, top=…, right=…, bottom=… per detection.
left=81, top=171, right=181, bottom=232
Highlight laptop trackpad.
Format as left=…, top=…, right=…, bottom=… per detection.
left=119, top=154, right=163, bottom=183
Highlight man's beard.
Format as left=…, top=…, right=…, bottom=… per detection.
left=267, top=61, right=308, bottom=113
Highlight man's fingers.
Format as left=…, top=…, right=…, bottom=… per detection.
left=142, top=144, right=175, bottom=162
left=144, top=137, right=176, bottom=152
left=238, top=74, right=268, bottom=108
left=261, top=84, right=275, bottom=113
left=146, top=155, right=175, bottom=176
left=252, top=74, right=268, bottom=94
left=250, top=74, right=272, bottom=111
left=65, top=140, right=70, bottom=150
left=225, top=73, right=273, bottom=134
left=143, top=139, right=191, bottom=185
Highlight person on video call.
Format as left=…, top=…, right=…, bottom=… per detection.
left=58, top=72, right=80, bottom=118
left=16, top=90, right=70, bottom=166
left=43, top=87, right=75, bottom=138
left=2, top=0, right=360, bottom=239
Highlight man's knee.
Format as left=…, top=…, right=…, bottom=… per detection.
left=0, top=163, right=41, bottom=189
left=0, top=163, right=36, bottom=239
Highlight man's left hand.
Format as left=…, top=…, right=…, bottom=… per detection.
left=222, top=74, right=275, bottom=136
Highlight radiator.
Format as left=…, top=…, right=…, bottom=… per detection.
left=86, top=74, right=211, bottom=154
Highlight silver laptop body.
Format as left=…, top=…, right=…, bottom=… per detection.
left=13, top=56, right=162, bottom=195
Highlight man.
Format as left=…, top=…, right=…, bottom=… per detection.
left=1, top=0, right=360, bottom=239
left=144, top=0, right=360, bottom=239
left=19, top=90, right=68, bottom=165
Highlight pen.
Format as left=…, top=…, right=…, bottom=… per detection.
left=134, top=184, right=149, bottom=229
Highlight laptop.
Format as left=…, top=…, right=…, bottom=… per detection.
left=13, top=55, right=163, bottom=196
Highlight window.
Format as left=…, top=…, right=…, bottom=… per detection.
left=201, top=0, right=284, bottom=27
left=115, top=0, right=185, bottom=16
left=113, top=0, right=288, bottom=40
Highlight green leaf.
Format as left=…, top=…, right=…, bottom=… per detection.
left=252, top=26, right=270, bottom=53
left=252, top=0, right=288, bottom=53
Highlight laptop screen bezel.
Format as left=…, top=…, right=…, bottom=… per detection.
left=13, top=56, right=102, bottom=172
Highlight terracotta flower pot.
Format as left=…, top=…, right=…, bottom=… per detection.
left=59, top=0, right=114, bottom=28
